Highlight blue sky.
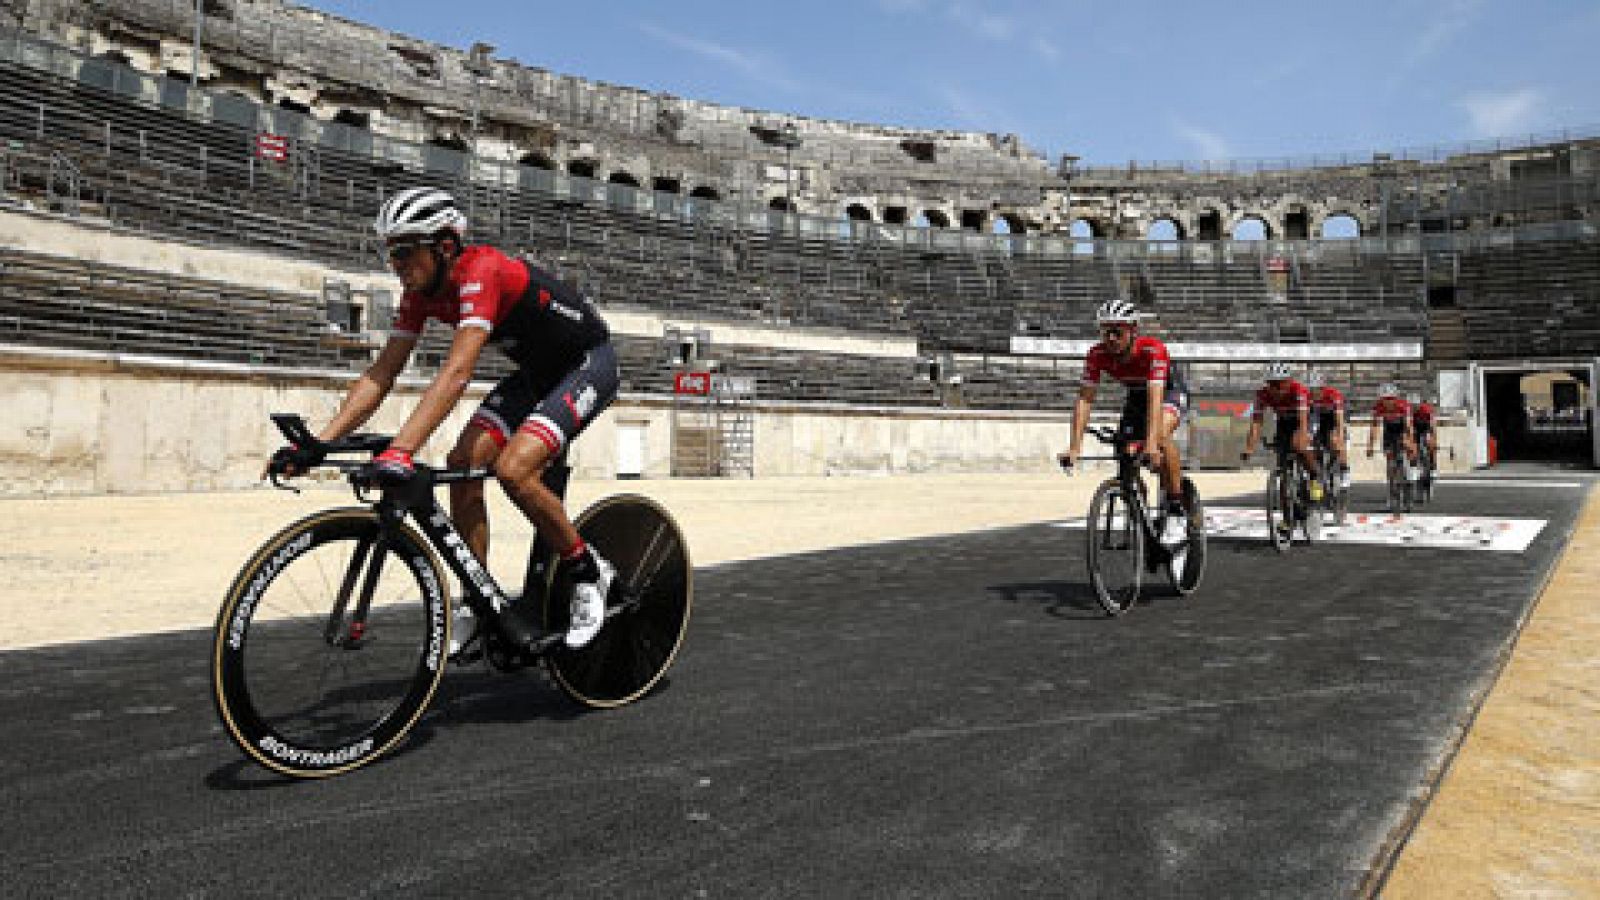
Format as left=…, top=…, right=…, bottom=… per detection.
left=301, top=0, right=1600, bottom=166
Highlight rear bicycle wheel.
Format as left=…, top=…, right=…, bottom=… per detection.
left=1265, top=469, right=1292, bottom=553
left=1166, top=477, right=1206, bottom=596
left=544, top=494, right=691, bottom=708
left=1086, top=480, right=1142, bottom=616
left=212, top=508, right=449, bottom=778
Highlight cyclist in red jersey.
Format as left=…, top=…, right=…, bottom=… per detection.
left=1409, top=392, right=1437, bottom=462
left=1409, top=391, right=1438, bottom=487
left=1061, top=298, right=1192, bottom=527
left=1240, top=361, right=1325, bottom=502
left=269, top=188, right=617, bottom=652
left=1307, top=370, right=1352, bottom=490
left=1366, top=382, right=1418, bottom=474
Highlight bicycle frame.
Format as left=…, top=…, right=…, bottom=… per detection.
left=1084, top=426, right=1167, bottom=557
left=270, top=413, right=570, bottom=656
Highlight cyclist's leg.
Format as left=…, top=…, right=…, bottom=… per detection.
left=496, top=346, right=621, bottom=558
left=1294, top=425, right=1319, bottom=476
left=496, top=345, right=622, bottom=646
left=1157, top=391, right=1185, bottom=502
left=446, top=425, right=502, bottom=563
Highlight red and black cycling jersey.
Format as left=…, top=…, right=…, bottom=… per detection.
left=1082, top=335, right=1171, bottom=389
left=391, top=245, right=609, bottom=381
left=1373, top=396, right=1412, bottom=426
left=1412, top=402, right=1436, bottom=427
left=1251, top=380, right=1311, bottom=422
left=1312, top=386, right=1346, bottom=417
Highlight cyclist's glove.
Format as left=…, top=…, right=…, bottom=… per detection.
left=364, top=446, right=415, bottom=485
left=269, top=442, right=326, bottom=477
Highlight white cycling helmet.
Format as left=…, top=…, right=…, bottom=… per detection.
left=1094, top=297, right=1140, bottom=326
left=1378, top=382, right=1399, bottom=398
left=374, top=187, right=468, bottom=239
left=1305, top=370, right=1326, bottom=388
left=1262, top=360, right=1294, bottom=382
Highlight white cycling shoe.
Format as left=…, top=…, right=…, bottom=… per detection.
left=565, top=553, right=615, bottom=648
left=447, top=602, right=482, bottom=663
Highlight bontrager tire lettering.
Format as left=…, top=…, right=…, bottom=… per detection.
left=212, top=508, right=450, bottom=778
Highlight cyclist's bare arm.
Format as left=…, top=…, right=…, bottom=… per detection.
left=1066, top=383, right=1096, bottom=464
left=1243, top=417, right=1263, bottom=456
left=317, top=335, right=417, bottom=443
left=389, top=326, right=492, bottom=453
left=1143, top=378, right=1166, bottom=463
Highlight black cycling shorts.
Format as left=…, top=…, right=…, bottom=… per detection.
left=1380, top=421, right=1409, bottom=454
left=1117, top=382, right=1190, bottom=443
left=469, top=341, right=620, bottom=458
left=1271, top=416, right=1304, bottom=457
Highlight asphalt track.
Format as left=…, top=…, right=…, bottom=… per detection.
left=0, top=474, right=1588, bottom=898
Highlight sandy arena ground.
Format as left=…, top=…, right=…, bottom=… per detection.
left=1, top=470, right=1594, bottom=895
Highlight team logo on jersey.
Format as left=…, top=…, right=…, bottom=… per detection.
left=460, top=282, right=483, bottom=296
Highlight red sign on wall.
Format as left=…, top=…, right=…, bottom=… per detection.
left=255, top=133, right=289, bottom=162
left=674, top=371, right=711, bottom=395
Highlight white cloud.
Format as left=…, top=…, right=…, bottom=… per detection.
left=1460, top=88, right=1546, bottom=137
left=1172, top=121, right=1231, bottom=161
left=636, top=22, right=803, bottom=94
left=1030, top=36, right=1061, bottom=64
left=1393, top=0, right=1485, bottom=79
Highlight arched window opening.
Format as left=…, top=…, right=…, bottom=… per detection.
left=845, top=204, right=873, bottom=222
left=1232, top=217, right=1270, bottom=241
left=1320, top=214, right=1360, bottom=240
left=922, top=209, right=951, bottom=229
left=960, top=209, right=987, bottom=231
left=519, top=152, right=555, bottom=170
left=608, top=171, right=640, bottom=187
left=1147, top=218, right=1184, bottom=241
left=652, top=176, right=681, bottom=194
left=567, top=159, right=596, bottom=179
left=332, top=108, right=369, bottom=128
left=689, top=185, right=721, bottom=201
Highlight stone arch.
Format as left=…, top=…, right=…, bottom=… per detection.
left=960, top=209, right=988, bottom=231
left=1317, top=212, right=1362, bottom=239
left=607, top=171, right=640, bottom=188
left=332, top=108, right=370, bottom=129
left=519, top=151, right=556, bottom=170
left=689, top=185, right=721, bottom=201
left=1147, top=216, right=1186, bottom=241
left=844, top=203, right=873, bottom=222
left=920, top=209, right=951, bottom=229
left=566, top=159, right=597, bottom=179
left=1069, top=217, right=1109, bottom=239
left=995, top=213, right=1027, bottom=235
left=1230, top=215, right=1273, bottom=241
left=652, top=176, right=681, bottom=194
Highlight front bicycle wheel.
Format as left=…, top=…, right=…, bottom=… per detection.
left=212, top=508, right=450, bottom=779
left=544, top=494, right=692, bottom=708
left=1086, top=480, right=1142, bottom=616
left=1166, top=477, right=1206, bottom=596
left=1265, top=469, right=1292, bottom=553
left=1386, top=457, right=1405, bottom=513
left=1296, top=463, right=1323, bottom=545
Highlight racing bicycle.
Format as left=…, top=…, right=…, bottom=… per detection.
left=212, top=414, right=691, bottom=779
left=1257, top=438, right=1322, bottom=552
left=1069, top=425, right=1205, bottom=616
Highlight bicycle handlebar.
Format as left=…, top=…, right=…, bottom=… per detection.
left=270, top=413, right=391, bottom=457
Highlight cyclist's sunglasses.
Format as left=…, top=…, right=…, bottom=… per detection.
left=1099, top=325, right=1132, bottom=338
left=386, top=240, right=434, bottom=264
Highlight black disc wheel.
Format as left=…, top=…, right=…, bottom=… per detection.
left=543, top=494, right=691, bottom=708
left=1166, top=478, right=1206, bottom=597
left=212, top=508, right=450, bottom=779
left=1086, top=480, right=1143, bottom=616
left=1266, top=469, right=1293, bottom=553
